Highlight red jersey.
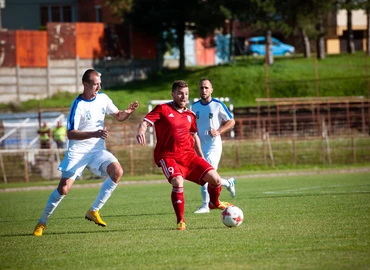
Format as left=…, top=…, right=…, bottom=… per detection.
left=144, top=102, right=198, bottom=165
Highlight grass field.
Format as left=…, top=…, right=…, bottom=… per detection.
left=0, top=171, right=369, bottom=269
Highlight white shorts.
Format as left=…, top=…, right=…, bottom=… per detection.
left=203, top=148, right=222, bottom=170
left=58, top=150, right=119, bottom=180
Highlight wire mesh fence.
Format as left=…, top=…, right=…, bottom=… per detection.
left=1, top=135, right=369, bottom=184
left=1, top=98, right=369, bottom=183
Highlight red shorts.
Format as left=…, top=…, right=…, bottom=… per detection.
left=158, top=154, right=214, bottom=186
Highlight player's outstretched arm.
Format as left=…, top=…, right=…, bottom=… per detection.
left=113, top=101, right=139, bottom=122
left=136, top=121, right=150, bottom=145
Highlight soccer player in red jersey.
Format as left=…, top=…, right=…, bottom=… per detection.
left=136, top=80, right=232, bottom=230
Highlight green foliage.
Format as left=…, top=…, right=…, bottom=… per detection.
left=1, top=53, right=368, bottom=114
left=0, top=172, right=369, bottom=269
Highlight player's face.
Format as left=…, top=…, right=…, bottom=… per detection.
left=199, top=80, right=213, bottom=102
left=83, top=75, right=101, bottom=100
left=172, top=87, right=189, bottom=110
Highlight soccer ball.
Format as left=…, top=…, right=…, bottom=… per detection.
left=221, top=206, right=244, bottom=227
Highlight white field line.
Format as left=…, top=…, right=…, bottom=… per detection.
left=264, top=186, right=324, bottom=194
left=264, top=185, right=370, bottom=195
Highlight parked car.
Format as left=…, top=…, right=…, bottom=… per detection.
left=245, top=36, right=295, bottom=56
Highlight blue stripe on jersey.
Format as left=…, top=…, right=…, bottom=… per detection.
left=212, top=98, right=233, bottom=119
left=67, top=93, right=102, bottom=130
left=68, top=95, right=83, bottom=131
left=193, top=98, right=233, bottom=119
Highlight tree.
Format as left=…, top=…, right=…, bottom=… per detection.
left=308, top=0, right=337, bottom=59
left=105, top=0, right=227, bottom=71
left=337, top=0, right=364, bottom=54
left=339, top=0, right=370, bottom=55
left=354, top=0, right=370, bottom=56
left=207, top=1, right=257, bottom=62
left=367, top=6, right=370, bottom=56
left=279, top=0, right=316, bottom=58
left=248, top=0, right=293, bottom=65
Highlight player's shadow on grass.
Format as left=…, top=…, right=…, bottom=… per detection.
left=0, top=211, right=173, bottom=230
left=0, top=224, right=227, bottom=237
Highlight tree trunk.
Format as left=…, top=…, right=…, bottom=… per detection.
left=367, top=8, right=370, bottom=56
left=299, top=27, right=311, bottom=58
left=316, top=16, right=326, bottom=59
left=347, top=9, right=355, bottom=54
left=228, top=18, right=235, bottom=63
left=265, top=30, right=274, bottom=65
left=156, top=35, right=164, bottom=70
left=177, top=24, right=185, bottom=71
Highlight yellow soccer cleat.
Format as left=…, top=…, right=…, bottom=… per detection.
left=85, top=210, right=107, bottom=227
left=209, top=201, right=234, bottom=210
left=177, top=220, right=186, bottom=231
left=33, top=223, right=46, bottom=236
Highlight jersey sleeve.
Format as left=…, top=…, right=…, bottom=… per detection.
left=189, top=113, right=198, bottom=134
left=104, top=94, right=119, bottom=114
left=144, top=104, right=163, bottom=125
left=219, top=102, right=233, bottom=121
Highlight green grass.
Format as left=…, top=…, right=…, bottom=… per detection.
left=3, top=52, right=369, bottom=114
left=0, top=171, right=369, bottom=269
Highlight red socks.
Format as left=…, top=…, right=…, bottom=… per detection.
left=171, top=187, right=184, bottom=223
left=208, top=183, right=222, bottom=207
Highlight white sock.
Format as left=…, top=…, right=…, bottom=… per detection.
left=39, top=189, right=65, bottom=224
left=91, top=177, right=117, bottom=211
left=221, top=178, right=230, bottom=188
left=221, top=178, right=230, bottom=187
left=200, top=183, right=210, bottom=208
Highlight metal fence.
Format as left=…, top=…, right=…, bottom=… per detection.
left=234, top=97, right=370, bottom=139
left=1, top=97, right=369, bottom=183
left=1, top=135, right=370, bottom=183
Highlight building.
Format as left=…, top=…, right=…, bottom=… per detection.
left=327, top=9, right=368, bottom=54
left=1, top=0, right=121, bottom=30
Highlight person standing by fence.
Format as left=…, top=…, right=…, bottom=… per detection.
left=37, top=121, right=51, bottom=149
left=52, top=120, right=67, bottom=149
left=33, top=69, right=139, bottom=236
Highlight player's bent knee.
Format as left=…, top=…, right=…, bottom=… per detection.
left=107, top=162, right=123, bottom=181
left=171, top=176, right=184, bottom=187
left=203, top=170, right=221, bottom=186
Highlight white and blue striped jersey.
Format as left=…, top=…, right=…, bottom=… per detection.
left=66, top=92, right=118, bottom=153
left=192, top=98, right=233, bottom=154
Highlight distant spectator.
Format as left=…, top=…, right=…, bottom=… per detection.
left=38, top=121, right=51, bottom=149
left=52, top=121, right=67, bottom=149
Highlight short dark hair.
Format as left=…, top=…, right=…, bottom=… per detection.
left=172, top=80, right=188, bottom=92
left=82, top=69, right=101, bottom=84
left=199, top=78, right=212, bottom=86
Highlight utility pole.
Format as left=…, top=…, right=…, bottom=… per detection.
left=0, top=0, right=5, bottom=29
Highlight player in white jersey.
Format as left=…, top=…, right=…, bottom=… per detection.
left=192, top=78, right=236, bottom=214
left=33, top=69, right=139, bottom=236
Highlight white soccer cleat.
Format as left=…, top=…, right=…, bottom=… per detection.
left=226, top=178, right=236, bottom=198
left=193, top=206, right=210, bottom=214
